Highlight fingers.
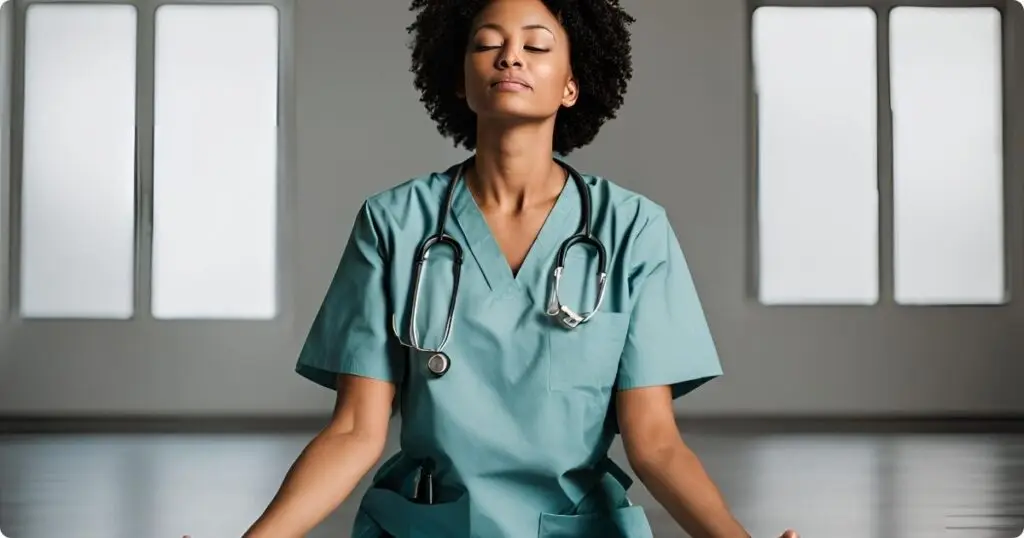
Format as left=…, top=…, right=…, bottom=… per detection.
left=780, top=531, right=799, bottom=538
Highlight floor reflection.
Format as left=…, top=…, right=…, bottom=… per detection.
left=1, top=423, right=1022, bottom=537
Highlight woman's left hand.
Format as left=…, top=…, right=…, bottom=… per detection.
left=778, top=530, right=799, bottom=538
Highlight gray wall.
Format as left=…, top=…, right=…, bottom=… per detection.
left=1, top=0, right=1022, bottom=418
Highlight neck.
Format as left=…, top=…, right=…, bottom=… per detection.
left=469, top=122, right=563, bottom=213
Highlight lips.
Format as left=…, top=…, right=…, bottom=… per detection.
left=491, top=78, right=531, bottom=90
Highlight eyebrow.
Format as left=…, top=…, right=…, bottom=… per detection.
left=474, top=23, right=555, bottom=36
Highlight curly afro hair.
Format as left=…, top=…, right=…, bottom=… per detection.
left=407, top=0, right=635, bottom=155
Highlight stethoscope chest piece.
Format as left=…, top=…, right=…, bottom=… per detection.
left=426, top=352, right=451, bottom=377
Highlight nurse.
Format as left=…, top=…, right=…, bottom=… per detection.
left=245, top=0, right=799, bottom=537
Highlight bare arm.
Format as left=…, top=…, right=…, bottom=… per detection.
left=243, top=374, right=395, bottom=538
left=616, top=386, right=749, bottom=538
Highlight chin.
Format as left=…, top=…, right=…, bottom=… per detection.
left=474, top=104, right=553, bottom=125
left=469, top=91, right=557, bottom=122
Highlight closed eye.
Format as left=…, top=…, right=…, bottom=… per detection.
left=471, top=44, right=549, bottom=53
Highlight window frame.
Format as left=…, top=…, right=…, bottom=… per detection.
left=746, top=0, right=1019, bottom=308
left=2, top=0, right=296, bottom=325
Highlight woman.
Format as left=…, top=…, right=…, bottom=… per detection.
left=245, top=0, right=799, bottom=536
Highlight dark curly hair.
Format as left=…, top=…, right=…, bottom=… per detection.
left=407, top=0, right=635, bottom=155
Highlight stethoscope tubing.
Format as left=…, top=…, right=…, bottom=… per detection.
left=391, top=156, right=609, bottom=375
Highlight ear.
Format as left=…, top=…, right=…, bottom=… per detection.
left=561, top=76, right=579, bottom=108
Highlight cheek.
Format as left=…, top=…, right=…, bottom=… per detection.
left=463, top=57, right=490, bottom=89
left=534, top=66, right=570, bottom=98
left=461, top=58, right=491, bottom=109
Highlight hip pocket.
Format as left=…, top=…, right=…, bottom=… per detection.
left=356, top=453, right=470, bottom=537
left=356, top=486, right=470, bottom=538
left=547, top=311, right=630, bottom=392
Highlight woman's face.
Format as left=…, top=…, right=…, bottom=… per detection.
left=462, top=0, right=578, bottom=124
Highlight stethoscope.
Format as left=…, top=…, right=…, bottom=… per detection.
left=390, top=156, right=609, bottom=378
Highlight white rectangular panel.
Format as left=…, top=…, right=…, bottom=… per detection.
left=152, top=5, right=279, bottom=319
left=0, top=2, right=9, bottom=306
left=753, top=7, right=879, bottom=305
left=20, top=4, right=137, bottom=318
left=890, top=7, right=1005, bottom=305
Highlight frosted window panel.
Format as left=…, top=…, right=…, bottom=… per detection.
left=20, top=4, right=137, bottom=319
left=890, top=8, right=1005, bottom=305
left=152, top=5, right=279, bottom=319
left=752, top=8, right=879, bottom=305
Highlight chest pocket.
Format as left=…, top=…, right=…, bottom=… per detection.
left=546, top=246, right=631, bottom=392
left=547, top=311, right=631, bottom=393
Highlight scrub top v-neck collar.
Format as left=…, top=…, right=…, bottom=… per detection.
left=450, top=170, right=579, bottom=294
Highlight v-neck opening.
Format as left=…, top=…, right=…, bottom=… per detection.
left=451, top=167, right=578, bottom=292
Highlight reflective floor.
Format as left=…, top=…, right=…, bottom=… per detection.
left=1, top=421, right=1023, bottom=538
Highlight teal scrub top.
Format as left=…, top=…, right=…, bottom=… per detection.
left=296, top=162, right=724, bottom=538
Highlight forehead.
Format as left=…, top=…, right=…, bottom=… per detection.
left=473, top=0, right=562, bottom=29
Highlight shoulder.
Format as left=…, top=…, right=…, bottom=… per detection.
left=344, top=165, right=460, bottom=260
left=360, top=168, right=454, bottom=223
left=579, top=171, right=671, bottom=241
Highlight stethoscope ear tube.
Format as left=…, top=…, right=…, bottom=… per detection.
left=554, top=233, right=607, bottom=272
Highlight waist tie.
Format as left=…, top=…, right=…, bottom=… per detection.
left=571, top=457, right=636, bottom=515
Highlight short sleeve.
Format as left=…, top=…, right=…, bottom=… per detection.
left=295, top=200, right=404, bottom=390
left=615, top=209, right=723, bottom=400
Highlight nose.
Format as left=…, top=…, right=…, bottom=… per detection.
left=496, top=46, right=523, bottom=69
